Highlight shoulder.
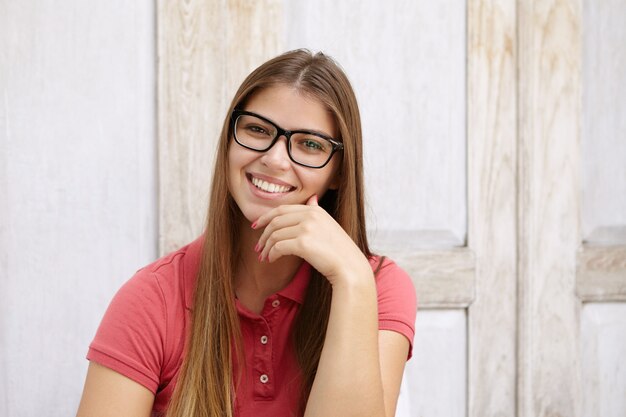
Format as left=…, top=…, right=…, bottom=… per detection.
left=368, top=256, right=416, bottom=299
left=104, top=236, right=203, bottom=341
left=91, top=237, right=202, bottom=342
left=368, top=255, right=418, bottom=358
left=123, top=236, right=203, bottom=310
left=87, top=237, right=204, bottom=392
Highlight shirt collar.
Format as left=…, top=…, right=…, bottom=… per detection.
left=183, top=235, right=312, bottom=309
left=276, top=261, right=311, bottom=305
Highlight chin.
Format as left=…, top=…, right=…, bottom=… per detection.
left=239, top=204, right=271, bottom=223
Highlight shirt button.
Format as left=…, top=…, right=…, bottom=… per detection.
left=260, top=374, right=269, bottom=383
left=260, top=335, right=268, bottom=345
left=271, top=299, right=280, bottom=308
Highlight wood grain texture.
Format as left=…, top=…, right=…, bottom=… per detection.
left=577, top=245, right=626, bottom=302
left=157, top=0, right=283, bottom=255
left=385, top=249, right=475, bottom=308
left=518, top=1, right=582, bottom=416
left=467, top=1, right=518, bottom=416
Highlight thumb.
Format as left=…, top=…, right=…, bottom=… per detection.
left=306, top=194, right=319, bottom=206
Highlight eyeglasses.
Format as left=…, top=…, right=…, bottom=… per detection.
left=231, top=110, right=343, bottom=168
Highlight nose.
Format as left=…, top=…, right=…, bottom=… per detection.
left=260, top=135, right=291, bottom=170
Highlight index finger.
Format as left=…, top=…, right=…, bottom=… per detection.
left=252, top=204, right=311, bottom=229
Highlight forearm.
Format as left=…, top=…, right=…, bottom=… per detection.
left=304, top=270, right=385, bottom=417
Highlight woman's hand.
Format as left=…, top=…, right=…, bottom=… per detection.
left=253, top=195, right=372, bottom=287
left=255, top=195, right=410, bottom=417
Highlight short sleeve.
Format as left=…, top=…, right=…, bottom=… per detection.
left=87, top=268, right=167, bottom=393
left=373, top=258, right=418, bottom=360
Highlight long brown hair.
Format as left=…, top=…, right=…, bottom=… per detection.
left=166, top=49, right=372, bottom=417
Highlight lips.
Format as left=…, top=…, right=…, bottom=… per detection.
left=248, top=174, right=295, bottom=194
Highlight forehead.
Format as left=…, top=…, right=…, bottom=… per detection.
left=243, top=85, right=337, bottom=138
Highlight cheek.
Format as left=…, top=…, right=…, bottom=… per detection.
left=301, top=168, right=338, bottom=194
left=227, top=141, right=238, bottom=165
left=228, top=144, right=247, bottom=175
left=322, top=159, right=341, bottom=190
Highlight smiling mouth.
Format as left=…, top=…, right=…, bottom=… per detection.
left=249, top=175, right=295, bottom=194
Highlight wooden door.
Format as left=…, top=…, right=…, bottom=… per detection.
left=518, top=1, right=626, bottom=416
left=158, top=1, right=626, bottom=416
left=157, top=1, right=515, bottom=415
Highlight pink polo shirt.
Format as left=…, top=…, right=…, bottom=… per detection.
left=87, top=236, right=417, bottom=416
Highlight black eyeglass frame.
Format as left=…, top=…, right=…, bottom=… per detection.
left=231, top=109, right=344, bottom=169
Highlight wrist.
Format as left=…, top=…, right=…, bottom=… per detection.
left=328, top=260, right=375, bottom=290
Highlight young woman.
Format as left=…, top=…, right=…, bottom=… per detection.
left=77, top=49, right=417, bottom=417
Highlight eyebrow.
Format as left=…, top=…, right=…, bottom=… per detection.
left=246, top=110, right=335, bottom=139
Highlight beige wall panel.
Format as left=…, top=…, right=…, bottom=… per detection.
left=158, top=0, right=283, bottom=253
left=518, top=1, right=582, bottom=416
left=581, top=303, right=626, bottom=417
left=284, top=0, right=467, bottom=249
left=466, top=1, right=517, bottom=416
left=581, top=0, right=626, bottom=245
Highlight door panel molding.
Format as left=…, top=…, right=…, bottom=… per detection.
left=577, top=246, right=626, bottom=302
left=388, top=248, right=475, bottom=308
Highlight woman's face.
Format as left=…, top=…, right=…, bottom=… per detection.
left=228, top=85, right=341, bottom=223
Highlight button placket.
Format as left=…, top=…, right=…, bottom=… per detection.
left=252, top=317, right=274, bottom=398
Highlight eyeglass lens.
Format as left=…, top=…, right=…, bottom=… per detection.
left=234, top=114, right=334, bottom=168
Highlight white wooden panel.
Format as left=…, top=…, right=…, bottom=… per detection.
left=581, top=303, right=626, bottom=417
left=157, top=0, right=283, bottom=253
left=0, top=1, right=156, bottom=416
left=466, top=1, right=517, bottom=415
left=582, top=0, right=626, bottom=245
left=518, top=1, right=583, bottom=416
left=397, top=310, right=467, bottom=417
left=284, top=0, right=467, bottom=249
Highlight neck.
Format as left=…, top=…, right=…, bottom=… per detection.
left=234, top=217, right=302, bottom=313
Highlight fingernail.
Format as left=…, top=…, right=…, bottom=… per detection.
left=251, top=221, right=257, bottom=229
left=254, top=243, right=259, bottom=252
left=258, top=253, right=263, bottom=262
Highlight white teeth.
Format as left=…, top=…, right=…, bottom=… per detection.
left=251, top=176, right=292, bottom=193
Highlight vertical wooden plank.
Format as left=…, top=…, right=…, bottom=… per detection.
left=517, top=1, right=582, bottom=416
left=157, top=0, right=224, bottom=254
left=467, top=0, right=518, bottom=416
left=157, top=0, right=283, bottom=254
